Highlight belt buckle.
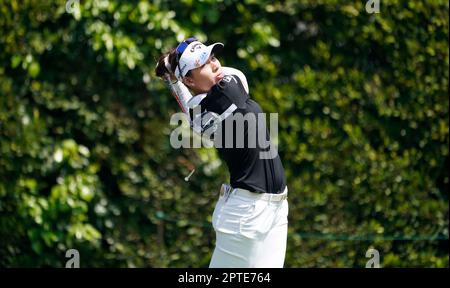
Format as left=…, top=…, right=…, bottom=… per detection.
left=271, top=192, right=286, bottom=202
left=220, top=184, right=233, bottom=201
left=220, top=184, right=225, bottom=197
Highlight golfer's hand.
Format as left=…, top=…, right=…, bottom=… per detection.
left=163, top=73, right=177, bottom=84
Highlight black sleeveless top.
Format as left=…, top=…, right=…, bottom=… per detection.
left=191, top=75, right=286, bottom=194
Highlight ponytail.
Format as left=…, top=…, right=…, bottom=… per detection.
left=155, top=48, right=178, bottom=78
left=154, top=47, right=194, bottom=114
left=155, top=47, right=192, bottom=80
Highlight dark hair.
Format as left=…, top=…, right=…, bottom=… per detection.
left=155, top=48, right=192, bottom=79
left=155, top=48, right=176, bottom=78
left=155, top=38, right=197, bottom=77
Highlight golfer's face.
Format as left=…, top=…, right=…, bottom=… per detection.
left=189, top=55, right=224, bottom=93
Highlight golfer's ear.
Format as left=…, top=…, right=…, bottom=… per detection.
left=183, top=76, right=195, bottom=88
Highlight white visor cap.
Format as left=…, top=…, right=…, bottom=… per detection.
left=175, top=41, right=224, bottom=80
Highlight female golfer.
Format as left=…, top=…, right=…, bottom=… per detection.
left=155, top=37, right=288, bottom=268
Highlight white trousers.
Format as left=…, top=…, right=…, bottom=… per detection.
left=209, top=187, right=289, bottom=268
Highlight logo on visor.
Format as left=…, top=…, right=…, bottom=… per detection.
left=190, top=43, right=202, bottom=52
left=194, top=59, right=201, bottom=67
left=200, top=51, right=208, bottom=63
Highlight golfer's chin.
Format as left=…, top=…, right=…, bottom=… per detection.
left=214, top=72, right=224, bottom=83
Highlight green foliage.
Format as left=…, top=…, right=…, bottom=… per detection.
left=0, top=0, right=448, bottom=267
